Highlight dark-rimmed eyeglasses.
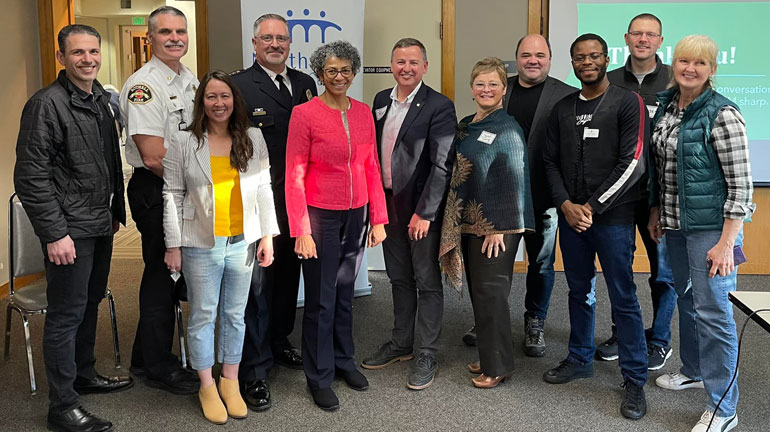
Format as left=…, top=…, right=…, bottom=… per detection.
left=571, top=52, right=606, bottom=63
left=628, top=31, right=661, bottom=39
left=324, top=68, right=353, bottom=78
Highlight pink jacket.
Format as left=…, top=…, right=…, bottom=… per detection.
left=285, top=96, right=388, bottom=237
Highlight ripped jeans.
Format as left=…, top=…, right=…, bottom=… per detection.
left=559, top=219, right=648, bottom=387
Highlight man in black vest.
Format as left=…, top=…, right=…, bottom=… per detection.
left=14, top=24, right=132, bottom=432
left=462, top=34, right=576, bottom=357
left=230, top=13, right=317, bottom=411
left=601, top=13, right=676, bottom=372
left=543, top=33, right=648, bottom=420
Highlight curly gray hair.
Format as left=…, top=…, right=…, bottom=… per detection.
left=309, top=40, right=361, bottom=80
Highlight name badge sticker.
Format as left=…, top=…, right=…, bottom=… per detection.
left=375, top=106, right=387, bottom=121
left=583, top=128, right=599, bottom=139
left=477, top=131, right=497, bottom=144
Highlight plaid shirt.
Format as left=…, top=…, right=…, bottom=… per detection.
left=651, top=97, right=755, bottom=230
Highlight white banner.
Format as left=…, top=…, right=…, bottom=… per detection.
left=240, top=0, right=366, bottom=100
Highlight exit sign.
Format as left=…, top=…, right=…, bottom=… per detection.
left=132, top=17, right=145, bottom=25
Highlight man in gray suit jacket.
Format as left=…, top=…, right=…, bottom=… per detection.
left=464, top=34, right=576, bottom=357
left=360, top=38, right=457, bottom=390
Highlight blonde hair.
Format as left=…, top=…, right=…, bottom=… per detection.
left=671, top=35, right=718, bottom=88
left=470, top=57, right=508, bottom=87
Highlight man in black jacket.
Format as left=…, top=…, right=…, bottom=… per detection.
left=361, top=38, right=456, bottom=390
left=14, top=24, right=132, bottom=432
left=601, top=13, right=676, bottom=371
left=230, top=13, right=317, bottom=411
left=542, top=34, right=648, bottom=420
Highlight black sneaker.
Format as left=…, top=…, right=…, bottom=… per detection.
left=620, top=380, right=647, bottom=420
left=407, top=353, right=437, bottom=390
left=647, top=344, right=672, bottom=371
left=360, top=341, right=414, bottom=370
left=462, top=326, right=477, bottom=347
left=524, top=316, right=546, bottom=357
left=596, top=326, right=619, bottom=361
left=543, top=359, right=594, bottom=384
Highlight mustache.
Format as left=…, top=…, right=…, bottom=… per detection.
left=164, top=42, right=185, bottom=48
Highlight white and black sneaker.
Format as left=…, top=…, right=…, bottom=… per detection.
left=647, top=344, right=673, bottom=371
left=655, top=372, right=705, bottom=390
left=691, top=410, right=737, bottom=432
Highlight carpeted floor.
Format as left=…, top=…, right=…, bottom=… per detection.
left=1, top=258, right=768, bottom=431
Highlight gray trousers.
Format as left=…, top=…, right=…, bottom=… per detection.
left=382, top=225, right=444, bottom=355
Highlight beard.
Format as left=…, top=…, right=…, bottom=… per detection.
left=578, top=66, right=607, bottom=85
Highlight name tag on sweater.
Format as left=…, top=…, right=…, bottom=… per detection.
left=583, top=128, right=599, bottom=139
left=477, top=131, right=496, bottom=144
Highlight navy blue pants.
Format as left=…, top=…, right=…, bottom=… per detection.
left=301, top=205, right=367, bottom=390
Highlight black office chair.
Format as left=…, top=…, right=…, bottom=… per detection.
left=4, top=193, right=122, bottom=394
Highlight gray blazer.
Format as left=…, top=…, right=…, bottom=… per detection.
left=163, top=127, right=280, bottom=249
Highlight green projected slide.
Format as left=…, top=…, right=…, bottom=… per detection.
left=573, top=2, right=770, bottom=142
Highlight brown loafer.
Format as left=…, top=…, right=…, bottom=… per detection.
left=472, top=373, right=511, bottom=389
left=467, top=361, right=481, bottom=374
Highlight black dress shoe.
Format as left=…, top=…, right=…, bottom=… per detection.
left=73, top=374, right=134, bottom=395
left=146, top=367, right=200, bottom=395
left=335, top=368, right=369, bottom=391
left=128, top=364, right=145, bottom=377
left=241, top=379, right=271, bottom=411
left=47, top=406, right=113, bottom=432
left=274, top=348, right=303, bottom=369
left=309, top=387, right=339, bottom=411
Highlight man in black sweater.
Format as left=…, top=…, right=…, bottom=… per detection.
left=543, top=33, right=648, bottom=421
left=601, top=13, right=676, bottom=372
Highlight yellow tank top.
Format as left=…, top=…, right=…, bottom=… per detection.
left=210, top=156, right=244, bottom=236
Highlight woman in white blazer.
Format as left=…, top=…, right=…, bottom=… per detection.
left=162, top=70, right=279, bottom=425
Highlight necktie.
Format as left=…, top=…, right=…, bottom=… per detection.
left=276, top=75, right=292, bottom=105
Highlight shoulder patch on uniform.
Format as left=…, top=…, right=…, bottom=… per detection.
left=127, top=84, right=153, bottom=104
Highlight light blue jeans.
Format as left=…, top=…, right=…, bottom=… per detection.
left=665, top=229, right=742, bottom=416
left=182, top=234, right=253, bottom=370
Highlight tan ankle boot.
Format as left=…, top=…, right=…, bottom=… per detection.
left=219, top=377, right=248, bottom=419
left=199, top=382, right=228, bottom=424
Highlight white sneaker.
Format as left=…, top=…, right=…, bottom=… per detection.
left=691, top=410, right=737, bottom=432
left=656, top=372, right=705, bottom=390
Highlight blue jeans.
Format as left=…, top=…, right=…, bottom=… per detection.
left=633, top=198, right=677, bottom=348
left=559, top=219, right=648, bottom=387
left=523, top=207, right=558, bottom=320
left=182, top=234, right=253, bottom=370
left=665, top=229, right=741, bottom=416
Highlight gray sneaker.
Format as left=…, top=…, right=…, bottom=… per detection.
left=524, top=316, right=546, bottom=357
left=361, top=341, right=414, bottom=370
left=407, top=353, right=437, bottom=390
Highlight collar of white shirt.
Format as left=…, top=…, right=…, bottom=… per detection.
left=150, top=56, right=195, bottom=88
left=259, top=63, right=289, bottom=87
left=389, top=81, right=423, bottom=104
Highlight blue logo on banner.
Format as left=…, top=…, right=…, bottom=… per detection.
left=287, top=9, right=342, bottom=43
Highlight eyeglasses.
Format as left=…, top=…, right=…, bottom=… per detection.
left=628, top=31, right=661, bottom=39
left=571, top=52, right=606, bottom=63
left=258, top=34, right=290, bottom=44
left=472, top=81, right=503, bottom=91
left=324, top=68, right=353, bottom=78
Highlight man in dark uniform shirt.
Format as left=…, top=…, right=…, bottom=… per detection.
left=230, top=13, right=317, bottom=412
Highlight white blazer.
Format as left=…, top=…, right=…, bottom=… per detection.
left=163, top=127, right=280, bottom=249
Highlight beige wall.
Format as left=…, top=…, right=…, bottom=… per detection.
left=454, top=0, right=528, bottom=117
left=206, top=0, right=443, bottom=104
left=1, top=0, right=42, bottom=284
left=167, top=0, right=197, bottom=76
left=77, top=0, right=162, bottom=16
left=362, top=1, right=442, bottom=104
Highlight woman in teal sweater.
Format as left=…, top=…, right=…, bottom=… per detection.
left=440, top=57, right=534, bottom=388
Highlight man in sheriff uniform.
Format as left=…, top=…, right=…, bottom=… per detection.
left=230, top=13, right=317, bottom=412
left=119, top=5, right=200, bottom=395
